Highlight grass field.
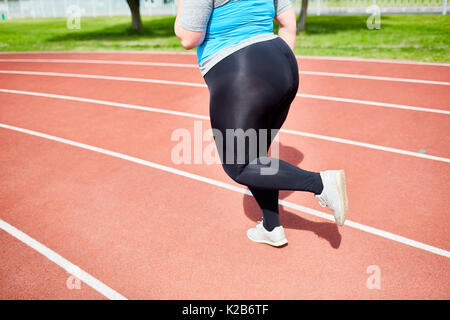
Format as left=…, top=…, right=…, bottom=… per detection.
left=0, top=14, right=449, bottom=62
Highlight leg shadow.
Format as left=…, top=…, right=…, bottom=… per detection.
left=243, top=194, right=341, bottom=249
left=243, top=142, right=342, bottom=249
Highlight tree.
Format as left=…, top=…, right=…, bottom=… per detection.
left=126, top=0, right=142, bottom=30
left=296, top=0, right=309, bottom=33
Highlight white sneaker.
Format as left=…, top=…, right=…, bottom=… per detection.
left=315, top=170, right=348, bottom=226
left=247, top=221, right=288, bottom=247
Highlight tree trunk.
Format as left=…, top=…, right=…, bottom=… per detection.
left=126, top=0, right=142, bottom=30
left=296, top=0, right=309, bottom=33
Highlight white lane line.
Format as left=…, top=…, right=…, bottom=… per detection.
left=298, top=55, right=450, bottom=67
left=281, top=129, right=450, bottom=163
left=0, top=58, right=198, bottom=68
left=298, top=93, right=450, bottom=115
left=0, top=88, right=210, bottom=120
left=1, top=70, right=449, bottom=115
left=1, top=88, right=448, bottom=163
left=300, top=71, right=450, bottom=86
left=1, top=51, right=449, bottom=67
left=0, top=219, right=127, bottom=300
left=275, top=201, right=450, bottom=259
left=0, top=70, right=206, bottom=88
left=0, top=50, right=197, bottom=56
left=1, top=59, right=448, bottom=85
left=1, top=123, right=449, bottom=259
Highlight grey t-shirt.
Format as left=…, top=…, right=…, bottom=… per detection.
left=179, top=0, right=293, bottom=75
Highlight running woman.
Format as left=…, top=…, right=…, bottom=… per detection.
left=175, top=0, right=348, bottom=247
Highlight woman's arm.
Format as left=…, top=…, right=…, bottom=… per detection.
left=275, top=7, right=297, bottom=51
left=174, top=0, right=207, bottom=50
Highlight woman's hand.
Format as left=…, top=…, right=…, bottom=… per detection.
left=174, top=0, right=206, bottom=50
left=275, top=7, right=297, bottom=52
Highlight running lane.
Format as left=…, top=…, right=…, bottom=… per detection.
left=0, top=231, right=106, bottom=299
left=0, top=92, right=448, bottom=252
left=0, top=60, right=449, bottom=110
left=1, top=127, right=449, bottom=299
left=0, top=72, right=448, bottom=159
left=1, top=53, right=449, bottom=299
left=1, top=51, right=449, bottom=81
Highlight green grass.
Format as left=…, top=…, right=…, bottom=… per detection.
left=289, top=15, right=450, bottom=62
left=0, top=14, right=449, bottom=62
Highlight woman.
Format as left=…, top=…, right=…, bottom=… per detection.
left=174, top=0, right=348, bottom=247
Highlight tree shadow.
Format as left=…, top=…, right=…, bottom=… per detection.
left=46, top=16, right=177, bottom=42
left=304, top=15, right=368, bottom=35
left=243, top=142, right=341, bottom=249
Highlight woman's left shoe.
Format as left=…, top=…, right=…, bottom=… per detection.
left=247, top=221, right=288, bottom=247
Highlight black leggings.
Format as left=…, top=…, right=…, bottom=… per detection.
left=204, top=37, right=323, bottom=231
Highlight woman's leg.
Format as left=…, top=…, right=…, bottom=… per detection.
left=205, top=38, right=323, bottom=230
left=248, top=187, right=280, bottom=231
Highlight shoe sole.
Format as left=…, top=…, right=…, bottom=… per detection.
left=335, top=170, right=348, bottom=226
left=247, top=233, right=288, bottom=247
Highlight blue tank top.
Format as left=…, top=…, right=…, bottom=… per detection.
left=197, top=0, right=276, bottom=67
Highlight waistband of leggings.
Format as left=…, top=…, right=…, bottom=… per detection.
left=199, top=33, right=278, bottom=76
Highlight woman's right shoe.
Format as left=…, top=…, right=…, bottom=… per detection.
left=247, top=221, right=288, bottom=247
left=315, top=170, right=349, bottom=226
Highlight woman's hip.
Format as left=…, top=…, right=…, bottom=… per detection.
left=204, top=37, right=299, bottom=97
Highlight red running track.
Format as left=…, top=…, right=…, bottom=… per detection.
left=0, top=52, right=449, bottom=299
